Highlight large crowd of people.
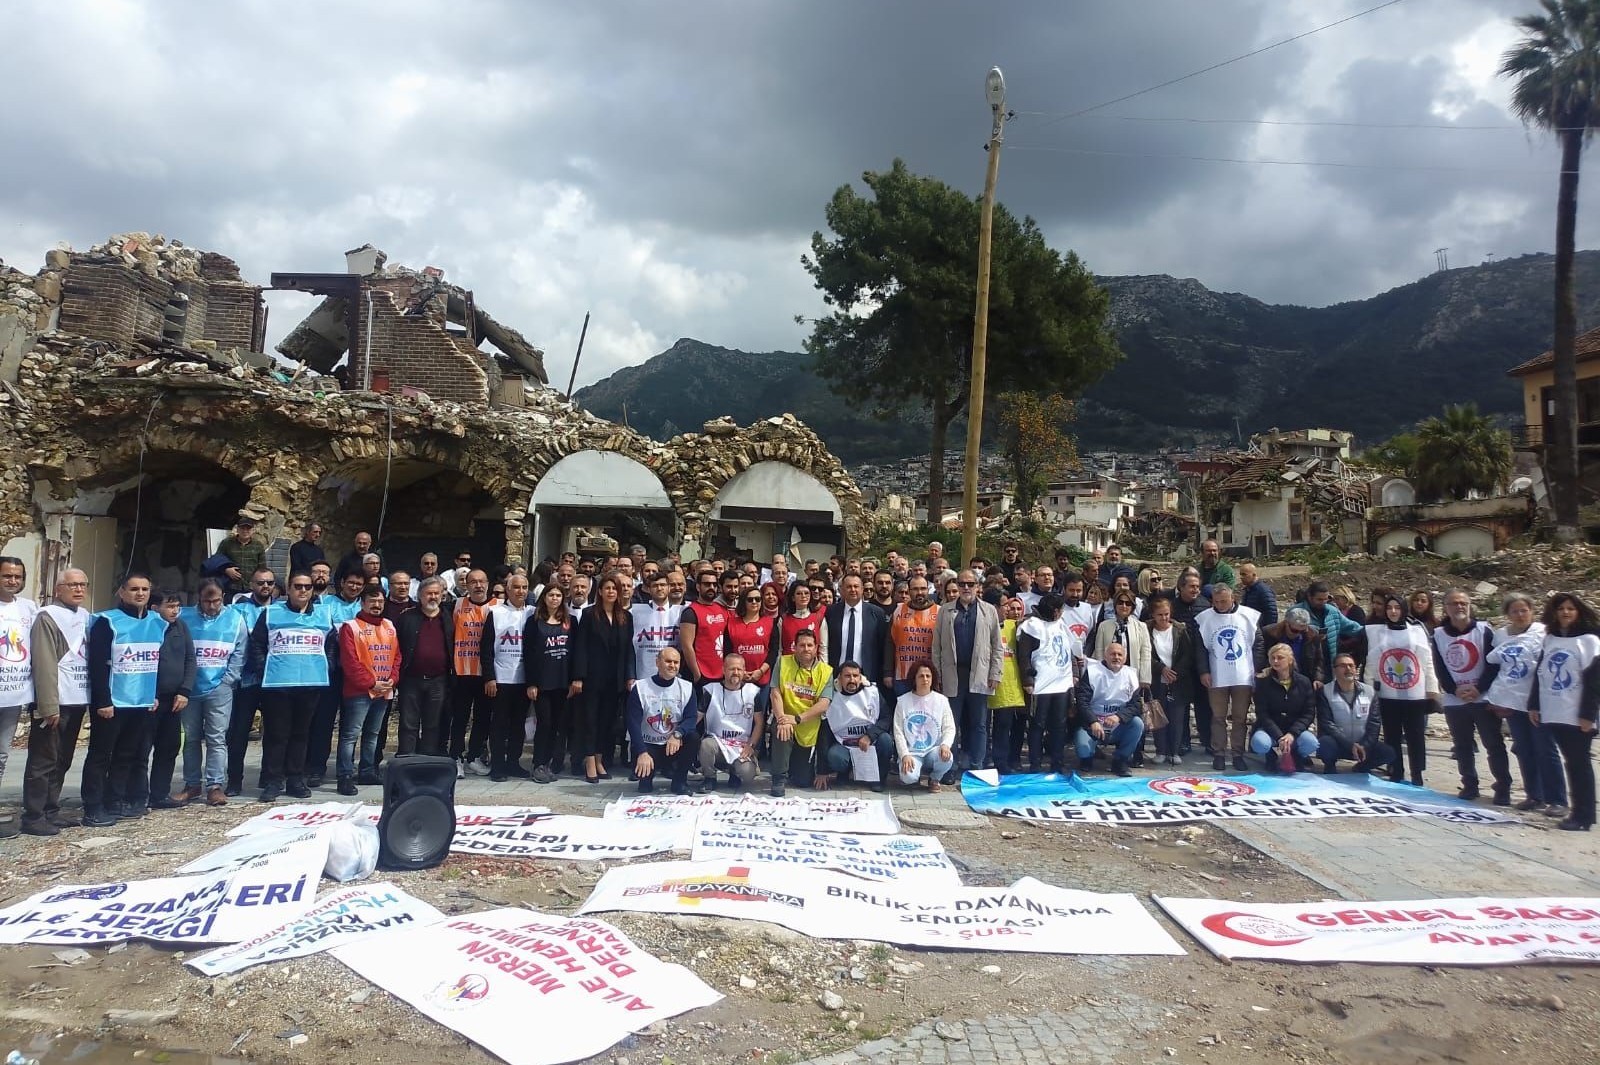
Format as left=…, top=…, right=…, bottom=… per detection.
left=0, top=527, right=1593, bottom=838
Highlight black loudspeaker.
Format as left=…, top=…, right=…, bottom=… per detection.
left=377, top=755, right=457, bottom=871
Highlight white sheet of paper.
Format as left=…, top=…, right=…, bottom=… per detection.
left=849, top=746, right=881, bottom=783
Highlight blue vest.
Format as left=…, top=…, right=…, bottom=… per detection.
left=181, top=607, right=245, bottom=697
left=325, top=595, right=364, bottom=627
left=262, top=601, right=333, bottom=689
left=99, top=608, right=168, bottom=709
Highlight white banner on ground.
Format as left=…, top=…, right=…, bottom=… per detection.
left=452, top=814, right=682, bottom=860
left=604, top=793, right=901, bottom=835
left=228, top=804, right=553, bottom=838
left=332, top=908, right=722, bottom=1065
left=1156, top=896, right=1600, bottom=965
left=579, top=861, right=1184, bottom=956
left=0, top=830, right=327, bottom=946
left=188, top=882, right=444, bottom=976
left=691, top=825, right=960, bottom=885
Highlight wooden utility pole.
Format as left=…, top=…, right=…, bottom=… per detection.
left=962, top=68, right=1008, bottom=564
left=565, top=311, right=591, bottom=400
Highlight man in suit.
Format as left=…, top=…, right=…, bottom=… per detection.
left=930, top=570, right=1004, bottom=778
left=825, top=575, right=889, bottom=695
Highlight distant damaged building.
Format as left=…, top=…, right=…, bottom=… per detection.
left=0, top=235, right=863, bottom=607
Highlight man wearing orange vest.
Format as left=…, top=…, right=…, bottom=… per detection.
left=448, top=569, right=497, bottom=778
left=887, top=575, right=939, bottom=697
left=336, top=585, right=400, bottom=795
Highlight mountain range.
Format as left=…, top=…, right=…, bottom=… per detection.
left=574, top=251, right=1600, bottom=462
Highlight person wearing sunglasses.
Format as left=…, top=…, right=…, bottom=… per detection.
left=245, top=571, right=336, bottom=802
left=931, top=571, right=1004, bottom=778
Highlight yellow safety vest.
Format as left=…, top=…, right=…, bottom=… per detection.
left=776, top=654, right=833, bottom=748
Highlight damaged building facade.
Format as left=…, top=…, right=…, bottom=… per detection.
left=0, top=235, right=864, bottom=607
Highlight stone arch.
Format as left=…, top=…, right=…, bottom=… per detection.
left=527, top=449, right=678, bottom=562
left=1378, top=477, right=1416, bottom=508
left=1374, top=526, right=1424, bottom=556
left=666, top=415, right=865, bottom=560
left=1433, top=524, right=1495, bottom=559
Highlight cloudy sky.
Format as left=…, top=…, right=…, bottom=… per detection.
left=2, top=0, right=1589, bottom=386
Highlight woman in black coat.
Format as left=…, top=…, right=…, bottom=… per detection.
left=568, top=573, right=635, bottom=783
left=1147, top=595, right=1195, bottom=765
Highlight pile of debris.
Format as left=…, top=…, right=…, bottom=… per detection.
left=79, top=231, right=208, bottom=282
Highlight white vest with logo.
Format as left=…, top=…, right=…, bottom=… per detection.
left=488, top=603, right=532, bottom=684
left=825, top=685, right=881, bottom=744
left=1195, top=605, right=1260, bottom=689
left=1365, top=623, right=1431, bottom=701
left=41, top=603, right=89, bottom=706
left=1535, top=631, right=1600, bottom=726
left=1433, top=621, right=1493, bottom=708
left=1485, top=623, right=1544, bottom=713
left=704, top=682, right=760, bottom=745
left=0, top=596, right=39, bottom=706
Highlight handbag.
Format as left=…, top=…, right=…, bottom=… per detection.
left=1144, top=697, right=1168, bottom=730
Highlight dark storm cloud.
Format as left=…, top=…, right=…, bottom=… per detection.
left=0, top=0, right=1587, bottom=381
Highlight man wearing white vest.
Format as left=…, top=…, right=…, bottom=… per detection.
left=247, top=571, right=334, bottom=802
left=1433, top=589, right=1507, bottom=803
left=819, top=660, right=897, bottom=791
left=172, top=579, right=248, bottom=808
left=1195, top=583, right=1263, bottom=771
left=697, top=652, right=764, bottom=792
left=1073, top=642, right=1146, bottom=775
left=479, top=573, right=534, bottom=780
left=626, top=647, right=697, bottom=794
left=0, top=556, right=39, bottom=838
left=81, top=572, right=166, bottom=827
left=20, top=569, right=90, bottom=836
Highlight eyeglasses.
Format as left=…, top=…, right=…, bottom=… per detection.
left=62, top=581, right=89, bottom=589
left=744, top=596, right=761, bottom=603
left=289, top=583, right=314, bottom=591
left=958, top=580, right=977, bottom=587
left=253, top=580, right=276, bottom=587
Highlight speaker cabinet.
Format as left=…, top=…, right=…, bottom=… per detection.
left=377, top=754, right=458, bottom=871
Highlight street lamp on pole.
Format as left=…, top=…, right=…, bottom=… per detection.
left=961, top=66, right=1008, bottom=566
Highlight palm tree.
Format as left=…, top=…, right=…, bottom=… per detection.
left=1501, top=0, right=1600, bottom=540
left=1413, top=403, right=1515, bottom=502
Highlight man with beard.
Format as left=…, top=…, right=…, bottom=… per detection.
left=769, top=630, right=833, bottom=796
left=334, top=531, right=375, bottom=585
left=450, top=569, right=498, bottom=777
left=818, top=661, right=895, bottom=791
left=224, top=566, right=279, bottom=795
left=247, top=572, right=334, bottom=802
left=697, top=652, right=764, bottom=792
left=931, top=570, right=1003, bottom=776
left=888, top=577, right=938, bottom=697
left=677, top=568, right=732, bottom=692
left=21, top=569, right=91, bottom=836
left=289, top=522, right=326, bottom=575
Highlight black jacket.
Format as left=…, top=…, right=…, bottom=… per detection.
left=156, top=617, right=196, bottom=700
left=570, top=606, right=636, bottom=693
left=1258, top=621, right=1327, bottom=685
left=824, top=600, right=889, bottom=680
left=1149, top=622, right=1194, bottom=701
left=396, top=608, right=453, bottom=680
left=1253, top=671, right=1317, bottom=741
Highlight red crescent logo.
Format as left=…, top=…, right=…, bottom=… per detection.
left=1200, top=911, right=1312, bottom=948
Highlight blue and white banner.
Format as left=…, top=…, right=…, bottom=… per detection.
left=961, top=771, right=1515, bottom=826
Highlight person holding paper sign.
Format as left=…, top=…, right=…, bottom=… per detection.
left=626, top=647, right=697, bottom=794
left=893, top=662, right=955, bottom=791
left=698, top=652, right=764, bottom=792
left=819, top=662, right=895, bottom=792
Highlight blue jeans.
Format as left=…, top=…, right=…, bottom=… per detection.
left=823, top=733, right=897, bottom=778
left=339, top=695, right=390, bottom=779
left=182, top=685, right=235, bottom=789
left=1075, top=717, right=1145, bottom=763
left=1251, top=729, right=1320, bottom=767
left=950, top=688, right=992, bottom=770
left=899, top=748, right=954, bottom=785
left=1508, top=711, right=1568, bottom=806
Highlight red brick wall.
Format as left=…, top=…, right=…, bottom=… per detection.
left=352, top=288, right=488, bottom=405
left=58, top=261, right=172, bottom=346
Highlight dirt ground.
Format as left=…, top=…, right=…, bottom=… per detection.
left=0, top=796, right=1595, bottom=1065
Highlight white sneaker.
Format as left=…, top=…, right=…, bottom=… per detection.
left=466, top=758, right=491, bottom=777
left=455, top=759, right=466, bottom=780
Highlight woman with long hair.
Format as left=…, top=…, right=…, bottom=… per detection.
left=726, top=586, right=776, bottom=691
left=778, top=582, right=826, bottom=659
left=760, top=583, right=782, bottom=619
left=1147, top=595, right=1194, bottom=766
left=1486, top=592, right=1563, bottom=815
left=1407, top=589, right=1437, bottom=632
left=568, top=573, right=635, bottom=784
left=1366, top=593, right=1439, bottom=785
left=523, top=584, right=571, bottom=783
left=1530, top=593, right=1599, bottom=831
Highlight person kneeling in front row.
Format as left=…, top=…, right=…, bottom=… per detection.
left=627, top=648, right=697, bottom=795
left=697, top=652, right=764, bottom=793
left=893, top=661, right=956, bottom=791
left=1073, top=642, right=1145, bottom=776
left=818, top=661, right=897, bottom=792
left=1316, top=653, right=1395, bottom=774
left=1250, top=644, right=1320, bottom=772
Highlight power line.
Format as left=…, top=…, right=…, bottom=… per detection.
left=1033, top=0, right=1410, bottom=130
left=1004, top=141, right=1568, bottom=176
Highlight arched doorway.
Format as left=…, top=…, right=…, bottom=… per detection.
left=528, top=450, right=677, bottom=565
left=708, top=461, right=844, bottom=566
left=72, top=452, right=252, bottom=605
left=316, top=457, right=503, bottom=574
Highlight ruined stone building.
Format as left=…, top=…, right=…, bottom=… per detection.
left=0, top=235, right=863, bottom=607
